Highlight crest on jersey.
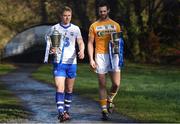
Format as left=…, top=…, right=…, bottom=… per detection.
left=70, top=32, right=74, bottom=36
left=96, top=24, right=116, bottom=37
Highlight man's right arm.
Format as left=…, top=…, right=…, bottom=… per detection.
left=88, top=34, right=97, bottom=69
left=88, top=36, right=94, bottom=61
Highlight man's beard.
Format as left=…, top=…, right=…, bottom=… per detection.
left=100, top=15, right=108, bottom=20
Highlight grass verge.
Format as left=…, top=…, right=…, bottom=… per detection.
left=0, top=64, right=31, bottom=122
left=32, top=63, right=180, bottom=122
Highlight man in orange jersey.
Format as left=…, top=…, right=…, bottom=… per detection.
left=88, top=1, right=122, bottom=120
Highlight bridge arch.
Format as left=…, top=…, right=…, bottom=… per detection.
left=2, top=25, right=51, bottom=63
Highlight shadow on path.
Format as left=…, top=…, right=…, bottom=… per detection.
left=0, top=64, right=135, bottom=123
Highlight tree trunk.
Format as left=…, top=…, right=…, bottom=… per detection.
left=40, top=0, right=48, bottom=23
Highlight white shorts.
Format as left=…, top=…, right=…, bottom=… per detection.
left=95, top=53, right=120, bottom=74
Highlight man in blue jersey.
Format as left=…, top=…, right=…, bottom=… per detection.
left=44, top=6, right=85, bottom=122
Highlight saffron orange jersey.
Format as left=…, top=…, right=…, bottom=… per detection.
left=89, top=19, right=121, bottom=54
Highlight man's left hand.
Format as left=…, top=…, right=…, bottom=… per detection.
left=78, top=50, right=84, bottom=59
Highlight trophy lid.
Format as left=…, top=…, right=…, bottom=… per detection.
left=52, top=28, right=60, bottom=35
left=111, top=32, right=122, bottom=39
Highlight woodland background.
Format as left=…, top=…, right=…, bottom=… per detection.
left=0, top=0, right=179, bottom=64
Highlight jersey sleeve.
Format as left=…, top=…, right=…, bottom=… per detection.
left=45, top=26, right=53, bottom=40
left=116, top=23, right=121, bottom=32
left=76, top=27, right=82, bottom=39
left=88, top=24, right=95, bottom=38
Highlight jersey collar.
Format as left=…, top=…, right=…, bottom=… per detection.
left=59, top=23, right=71, bottom=29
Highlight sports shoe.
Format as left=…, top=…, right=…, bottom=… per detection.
left=63, top=112, right=71, bottom=121
left=58, top=113, right=65, bottom=122
left=101, top=110, right=110, bottom=121
left=107, top=101, right=115, bottom=113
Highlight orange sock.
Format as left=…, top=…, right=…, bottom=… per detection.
left=99, top=99, right=108, bottom=112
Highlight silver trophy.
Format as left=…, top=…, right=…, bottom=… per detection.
left=111, top=32, right=121, bottom=54
left=50, top=28, right=62, bottom=62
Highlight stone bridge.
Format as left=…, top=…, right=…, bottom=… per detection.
left=1, top=25, right=51, bottom=63
left=1, top=25, right=88, bottom=63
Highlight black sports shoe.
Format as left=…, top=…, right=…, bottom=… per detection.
left=107, top=101, right=115, bottom=113
left=101, top=111, right=110, bottom=121
left=58, top=113, right=65, bottom=122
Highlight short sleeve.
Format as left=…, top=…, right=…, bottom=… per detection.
left=76, top=27, right=82, bottom=39
left=116, top=23, right=121, bottom=32
left=88, top=24, right=95, bottom=38
left=45, top=26, right=53, bottom=41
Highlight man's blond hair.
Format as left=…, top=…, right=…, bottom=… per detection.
left=62, top=6, right=72, bottom=13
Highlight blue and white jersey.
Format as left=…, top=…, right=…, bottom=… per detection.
left=44, top=23, right=82, bottom=64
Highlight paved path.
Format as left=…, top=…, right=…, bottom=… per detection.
left=0, top=64, right=134, bottom=123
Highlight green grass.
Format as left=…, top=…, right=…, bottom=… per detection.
left=0, top=64, right=15, bottom=75
left=0, top=64, right=31, bottom=122
left=31, top=64, right=53, bottom=83
left=115, top=63, right=180, bottom=122
left=32, top=63, right=180, bottom=122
